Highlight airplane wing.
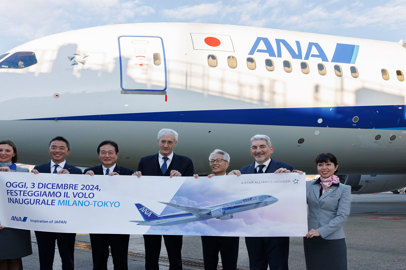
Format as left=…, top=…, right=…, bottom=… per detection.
left=129, top=220, right=149, bottom=225
left=160, top=202, right=211, bottom=217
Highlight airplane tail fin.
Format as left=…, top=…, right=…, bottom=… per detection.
left=135, top=203, right=160, bottom=221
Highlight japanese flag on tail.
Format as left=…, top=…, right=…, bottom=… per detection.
left=190, top=33, right=235, bottom=52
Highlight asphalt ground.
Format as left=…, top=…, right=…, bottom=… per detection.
left=21, top=193, right=406, bottom=270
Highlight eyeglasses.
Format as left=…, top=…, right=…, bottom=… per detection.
left=209, top=159, right=227, bottom=164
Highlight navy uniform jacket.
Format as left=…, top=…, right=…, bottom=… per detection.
left=34, top=162, right=82, bottom=174
left=137, top=153, right=194, bottom=176
left=240, top=159, right=293, bottom=174
left=83, top=164, right=134, bottom=175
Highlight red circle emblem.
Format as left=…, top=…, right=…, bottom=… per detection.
left=204, top=37, right=221, bottom=47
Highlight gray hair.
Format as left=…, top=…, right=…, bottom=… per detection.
left=209, top=149, right=230, bottom=163
left=250, top=134, right=272, bottom=147
left=157, top=128, right=179, bottom=142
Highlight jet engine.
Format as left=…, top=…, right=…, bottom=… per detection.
left=344, top=174, right=406, bottom=194
left=218, top=214, right=233, bottom=220
left=210, top=208, right=225, bottom=218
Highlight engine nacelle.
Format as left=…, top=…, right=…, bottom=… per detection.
left=218, top=214, right=233, bottom=220
left=210, top=208, right=225, bottom=218
left=344, top=174, right=406, bottom=194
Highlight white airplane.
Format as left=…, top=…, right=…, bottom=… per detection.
left=133, top=195, right=278, bottom=226
left=0, top=23, right=405, bottom=193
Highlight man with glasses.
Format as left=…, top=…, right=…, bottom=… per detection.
left=229, top=134, right=292, bottom=270
left=200, top=149, right=239, bottom=270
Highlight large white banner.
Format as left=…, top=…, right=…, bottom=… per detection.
left=0, top=172, right=307, bottom=236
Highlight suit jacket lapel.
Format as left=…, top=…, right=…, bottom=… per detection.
left=312, top=182, right=320, bottom=201
left=248, top=163, right=256, bottom=173
left=155, top=154, right=163, bottom=175
left=320, top=185, right=338, bottom=200
left=167, top=153, right=177, bottom=173
left=266, top=160, right=278, bottom=173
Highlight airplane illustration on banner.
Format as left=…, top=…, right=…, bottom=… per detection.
left=132, top=195, right=278, bottom=226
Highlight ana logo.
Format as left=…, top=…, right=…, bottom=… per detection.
left=11, top=216, right=28, bottom=222
left=248, top=37, right=359, bottom=64
left=140, top=207, right=152, bottom=217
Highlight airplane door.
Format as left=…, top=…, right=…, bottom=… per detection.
left=118, top=36, right=167, bottom=93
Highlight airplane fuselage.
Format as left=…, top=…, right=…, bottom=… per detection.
left=1, top=23, right=405, bottom=193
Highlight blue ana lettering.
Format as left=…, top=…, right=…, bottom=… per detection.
left=249, top=37, right=337, bottom=63
left=10, top=216, right=28, bottom=222
left=304, top=42, right=328, bottom=62
left=276, top=39, right=302, bottom=59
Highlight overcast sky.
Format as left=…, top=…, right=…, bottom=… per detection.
left=1, top=0, right=405, bottom=53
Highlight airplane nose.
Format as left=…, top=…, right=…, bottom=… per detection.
left=265, top=196, right=278, bottom=204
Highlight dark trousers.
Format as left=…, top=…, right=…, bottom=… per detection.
left=90, top=234, right=130, bottom=270
left=35, top=231, right=76, bottom=270
left=201, top=236, right=239, bottom=270
left=144, top=235, right=182, bottom=270
left=245, top=237, right=289, bottom=270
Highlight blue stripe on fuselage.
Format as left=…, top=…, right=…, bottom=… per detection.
left=24, top=105, right=406, bottom=130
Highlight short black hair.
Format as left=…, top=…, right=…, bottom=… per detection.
left=49, top=136, right=70, bottom=150
left=97, top=140, right=119, bottom=154
left=0, top=140, right=18, bottom=163
left=314, top=152, right=338, bottom=166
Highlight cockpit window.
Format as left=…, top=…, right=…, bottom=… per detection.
left=0, top=53, right=9, bottom=61
left=0, top=51, right=37, bottom=69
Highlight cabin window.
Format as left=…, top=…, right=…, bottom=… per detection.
left=228, top=56, right=237, bottom=69
left=0, top=51, right=37, bottom=69
left=350, top=66, right=359, bottom=78
left=208, top=54, right=217, bottom=67
left=247, top=57, right=256, bottom=70
left=317, top=63, right=326, bottom=75
left=396, top=70, right=404, bottom=81
left=334, top=65, right=343, bottom=77
left=153, top=53, right=161, bottom=66
left=300, top=62, right=309, bottom=74
left=381, top=69, right=389, bottom=80
left=283, top=60, right=292, bottom=73
left=265, top=59, right=274, bottom=71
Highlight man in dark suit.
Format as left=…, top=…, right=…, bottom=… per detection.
left=84, top=140, right=134, bottom=270
left=229, top=134, right=293, bottom=270
left=134, top=128, right=194, bottom=270
left=32, top=136, right=82, bottom=270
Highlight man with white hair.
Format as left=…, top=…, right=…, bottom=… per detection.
left=229, top=134, right=292, bottom=270
left=201, top=149, right=239, bottom=270
left=135, top=128, right=194, bottom=270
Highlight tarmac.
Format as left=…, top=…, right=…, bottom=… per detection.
left=21, top=193, right=406, bottom=270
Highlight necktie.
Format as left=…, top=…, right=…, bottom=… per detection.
left=53, top=164, right=59, bottom=174
left=105, top=168, right=110, bottom=175
left=161, top=157, right=169, bottom=175
left=257, top=164, right=266, bottom=173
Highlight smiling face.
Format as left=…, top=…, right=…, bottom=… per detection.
left=317, top=160, right=338, bottom=178
left=49, top=140, right=70, bottom=164
left=0, top=144, right=15, bottom=163
left=250, top=139, right=273, bottom=164
left=158, top=135, right=177, bottom=157
left=99, top=144, right=119, bottom=168
left=209, top=153, right=229, bottom=176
